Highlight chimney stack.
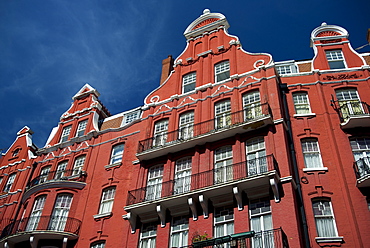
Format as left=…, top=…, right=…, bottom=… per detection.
left=160, top=55, right=174, bottom=85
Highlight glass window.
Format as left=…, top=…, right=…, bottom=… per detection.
left=174, top=157, right=192, bottom=194
left=179, top=111, right=194, bottom=140
left=3, top=173, right=16, bottom=192
left=139, top=223, right=157, bottom=248
left=91, top=241, right=105, bottom=248
left=39, top=166, right=51, bottom=184
left=326, top=50, right=345, bottom=69
left=55, top=161, right=68, bottom=180
left=60, top=125, right=72, bottom=143
left=110, top=144, right=124, bottom=164
left=250, top=198, right=273, bottom=247
left=124, top=111, right=140, bottom=125
left=335, top=88, right=363, bottom=120
left=243, top=90, right=262, bottom=120
left=350, top=137, right=370, bottom=177
left=214, top=206, right=234, bottom=247
left=146, top=165, right=163, bottom=201
left=276, top=65, right=293, bottom=74
left=293, top=92, right=311, bottom=114
left=301, top=138, right=324, bottom=168
left=26, top=195, right=46, bottom=231
left=215, top=61, right=230, bottom=83
left=99, top=187, right=116, bottom=214
left=76, top=120, right=88, bottom=137
left=49, top=194, right=73, bottom=231
left=183, top=72, right=196, bottom=93
left=214, top=146, right=233, bottom=183
left=153, top=119, right=169, bottom=146
left=312, top=199, right=338, bottom=237
left=246, top=137, right=267, bottom=175
left=72, top=155, right=86, bottom=175
left=170, top=216, right=189, bottom=247
left=215, top=100, right=231, bottom=129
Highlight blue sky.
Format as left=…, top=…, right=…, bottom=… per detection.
left=1, top=0, right=369, bottom=151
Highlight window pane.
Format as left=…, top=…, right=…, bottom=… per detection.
left=215, top=61, right=230, bottom=83
left=301, top=139, right=323, bottom=168
left=183, top=72, right=196, bottom=93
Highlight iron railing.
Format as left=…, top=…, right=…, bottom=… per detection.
left=353, top=157, right=370, bottom=179
left=127, top=155, right=278, bottom=205
left=332, top=100, right=370, bottom=123
left=188, top=228, right=288, bottom=248
left=0, top=216, right=81, bottom=239
left=26, top=169, right=86, bottom=189
left=138, top=103, right=272, bottom=153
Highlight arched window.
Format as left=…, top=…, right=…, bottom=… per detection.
left=146, top=165, right=163, bottom=201
left=246, top=137, right=266, bottom=175
left=301, top=138, right=324, bottom=169
left=91, top=241, right=105, bottom=248
left=179, top=111, right=194, bottom=140
left=153, top=119, right=169, bottom=146
left=214, top=145, right=233, bottom=183
left=174, top=157, right=192, bottom=194
left=50, top=194, right=73, bottom=231
left=312, top=198, right=338, bottom=237
left=215, top=99, right=231, bottom=129
left=243, top=90, right=262, bottom=120
left=26, top=195, right=46, bottom=231
left=99, top=186, right=116, bottom=214
left=73, top=155, right=86, bottom=175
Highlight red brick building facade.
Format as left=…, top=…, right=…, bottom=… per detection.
left=0, top=9, right=369, bottom=248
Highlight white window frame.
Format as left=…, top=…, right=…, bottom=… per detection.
left=301, top=138, right=324, bottom=169
left=139, top=223, right=157, bottom=248
left=170, top=216, right=189, bottom=248
left=246, top=137, right=267, bottom=175
left=55, top=161, right=68, bottom=180
left=325, top=50, right=346, bottom=69
left=215, top=61, right=230, bottom=83
left=214, top=146, right=233, bottom=183
left=183, top=72, right=196, bottom=93
left=73, top=155, right=86, bottom=175
left=26, top=195, right=46, bottom=231
left=335, top=88, right=363, bottom=119
left=153, top=119, right=169, bottom=146
left=350, top=137, right=370, bottom=177
left=179, top=111, right=194, bottom=140
left=3, top=173, right=16, bottom=192
left=250, top=198, right=273, bottom=248
left=99, top=187, right=116, bottom=214
left=215, top=100, right=231, bottom=129
left=49, top=194, right=73, bottom=231
left=60, top=125, right=72, bottom=143
left=174, top=157, right=192, bottom=194
left=293, top=92, right=312, bottom=115
left=75, top=120, right=88, bottom=137
left=146, top=165, right=163, bottom=201
left=39, top=166, right=51, bottom=184
left=276, top=65, right=295, bottom=75
left=312, top=199, right=339, bottom=237
left=123, top=110, right=140, bottom=125
left=214, top=206, right=234, bottom=246
left=91, top=241, right=105, bottom=248
left=110, top=144, right=124, bottom=165
left=243, top=90, right=262, bottom=120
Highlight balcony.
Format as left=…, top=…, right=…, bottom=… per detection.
left=137, top=103, right=273, bottom=160
left=353, top=157, right=370, bottom=187
left=23, top=169, right=87, bottom=200
left=190, top=228, right=289, bottom=248
left=125, top=155, right=280, bottom=223
left=0, top=216, right=81, bottom=247
left=332, top=100, right=370, bottom=129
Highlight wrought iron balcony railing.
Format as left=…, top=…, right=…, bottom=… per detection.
left=353, top=157, right=370, bottom=179
left=127, top=155, right=278, bottom=205
left=138, top=103, right=272, bottom=153
left=26, top=169, right=86, bottom=189
left=331, top=100, right=370, bottom=123
left=0, top=216, right=81, bottom=239
left=190, top=228, right=288, bottom=248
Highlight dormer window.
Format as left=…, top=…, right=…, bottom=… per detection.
left=326, top=50, right=346, bottom=69
left=183, top=72, right=196, bottom=93
left=60, top=125, right=72, bottom=143
left=76, top=120, right=88, bottom=137
left=123, top=110, right=140, bottom=125
left=215, top=61, right=230, bottom=83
